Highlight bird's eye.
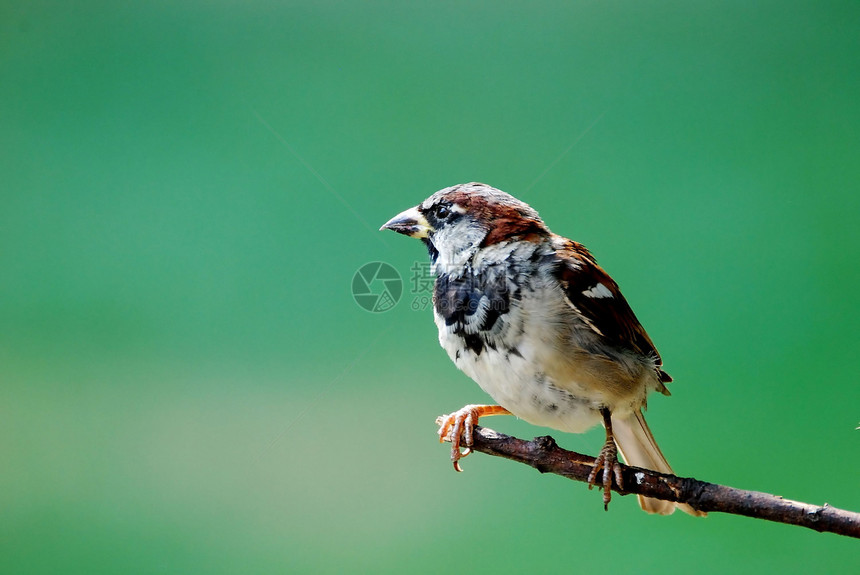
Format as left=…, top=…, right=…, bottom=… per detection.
left=436, top=205, right=451, bottom=219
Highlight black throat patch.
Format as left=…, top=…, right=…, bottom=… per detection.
left=433, top=267, right=510, bottom=355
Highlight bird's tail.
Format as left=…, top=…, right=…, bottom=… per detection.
left=612, top=410, right=706, bottom=517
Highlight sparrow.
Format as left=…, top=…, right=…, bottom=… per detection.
left=381, top=182, right=703, bottom=516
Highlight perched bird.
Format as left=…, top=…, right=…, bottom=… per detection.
left=381, top=182, right=703, bottom=516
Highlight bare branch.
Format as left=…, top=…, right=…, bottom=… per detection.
left=450, top=426, right=860, bottom=539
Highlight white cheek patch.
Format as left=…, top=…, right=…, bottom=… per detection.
left=582, top=283, right=613, bottom=299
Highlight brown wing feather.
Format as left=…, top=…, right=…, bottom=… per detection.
left=553, top=237, right=671, bottom=384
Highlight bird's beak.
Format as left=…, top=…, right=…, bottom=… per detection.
left=380, top=206, right=432, bottom=239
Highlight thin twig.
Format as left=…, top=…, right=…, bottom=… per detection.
left=448, top=426, right=860, bottom=539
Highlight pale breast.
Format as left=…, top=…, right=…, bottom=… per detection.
left=432, top=252, right=652, bottom=433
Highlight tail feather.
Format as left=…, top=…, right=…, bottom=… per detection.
left=612, top=411, right=705, bottom=517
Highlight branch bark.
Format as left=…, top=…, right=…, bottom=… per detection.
left=451, top=425, right=860, bottom=539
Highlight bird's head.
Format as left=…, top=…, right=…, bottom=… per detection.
left=381, top=182, right=549, bottom=270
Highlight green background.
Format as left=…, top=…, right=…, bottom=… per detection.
left=2, top=1, right=859, bottom=573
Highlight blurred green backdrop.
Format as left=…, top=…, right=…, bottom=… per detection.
left=2, top=1, right=859, bottom=573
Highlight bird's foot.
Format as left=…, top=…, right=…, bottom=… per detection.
left=435, top=404, right=510, bottom=472
left=587, top=437, right=625, bottom=511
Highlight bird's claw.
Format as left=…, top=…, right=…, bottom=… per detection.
left=587, top=438, right=624, bottom=510
left=436, top=406, right=481, bottom=471
left=436, top=404, right=511, bottom=472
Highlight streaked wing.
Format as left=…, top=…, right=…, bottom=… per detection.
left=553, top=237, right=671, bottom=383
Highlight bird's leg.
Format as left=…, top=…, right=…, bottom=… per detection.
left=587, top=407, right=625, bottom=510
left=435, top=404, right=511, bottom=472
